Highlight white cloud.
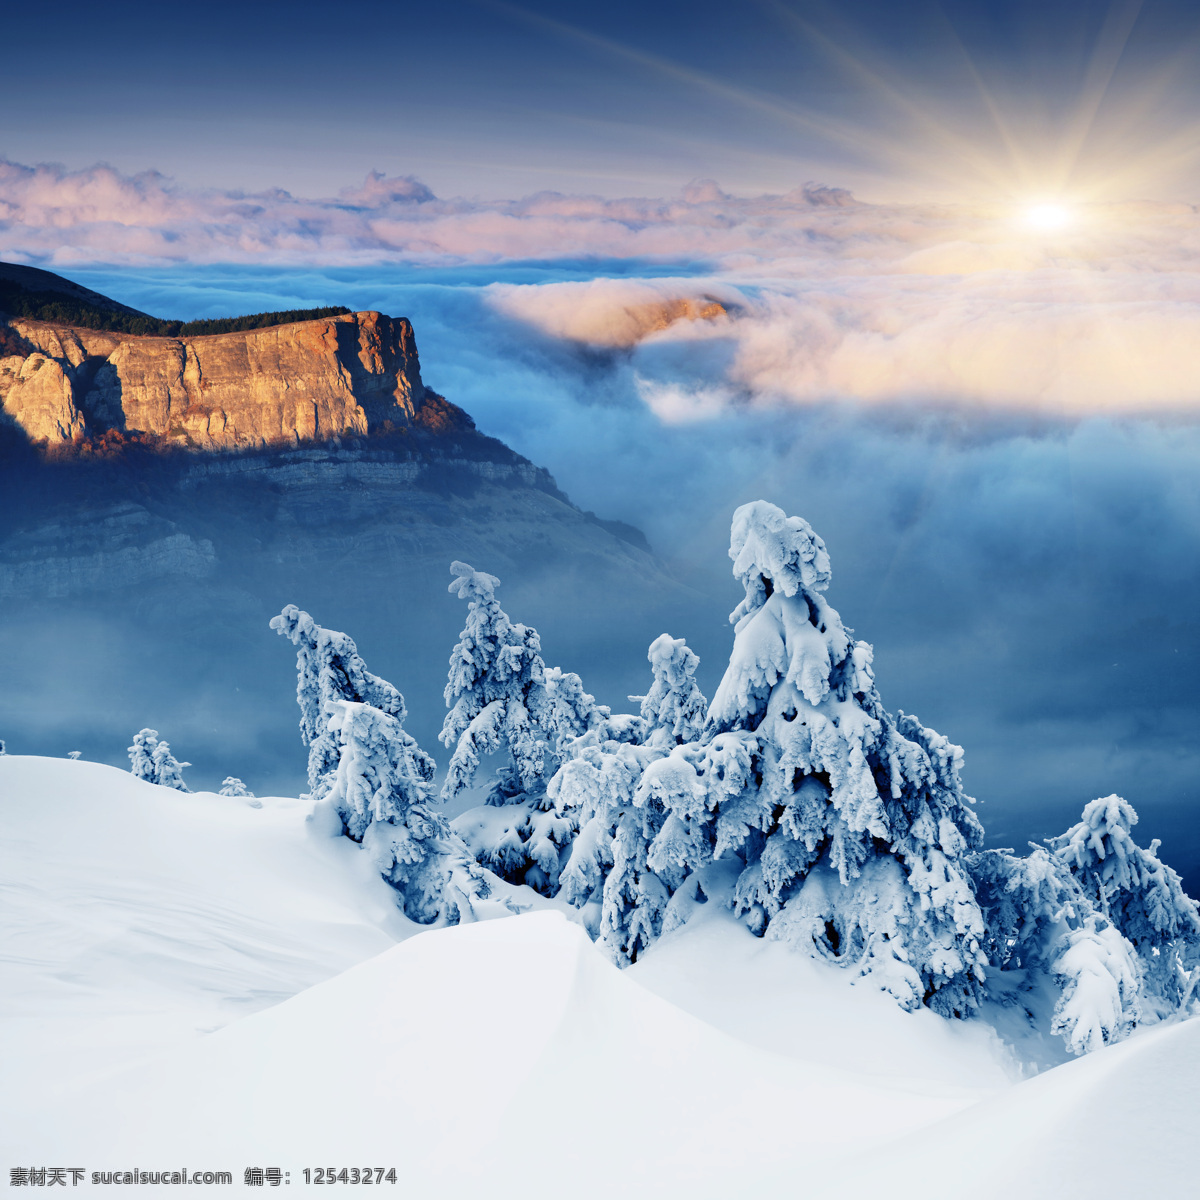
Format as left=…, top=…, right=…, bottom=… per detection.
left=488, top=248, right=1200, bottom=416
left=5, top=158, right=1200, bottom=415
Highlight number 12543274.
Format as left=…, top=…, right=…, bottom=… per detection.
left=303, top=1168, right=398, bottom=1185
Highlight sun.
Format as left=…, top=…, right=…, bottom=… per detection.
left=1022, top=202, right=1074, bottom=232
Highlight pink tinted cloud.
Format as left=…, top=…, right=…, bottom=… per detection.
left=5, top=157, right=1200, bottom=276
left=0, top=158, right=904, bottom=266
left=6, top=158, right=1200, bottom=415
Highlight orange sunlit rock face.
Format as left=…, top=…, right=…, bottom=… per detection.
left=0, top=311, right=458, bottom=452
left=616, top=297, right=729, bottom=345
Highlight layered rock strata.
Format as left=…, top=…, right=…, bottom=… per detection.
left=0, top=311, right=455, bottom=451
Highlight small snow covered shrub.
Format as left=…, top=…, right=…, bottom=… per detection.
left=151, top=740, right=191, bottom=792
left=0, top=739, right=6, bottom=755
left=635, top=634, right=708, bottom=746
left=218, top=777, right=254, bottom=798
left=1049, top=918, right=1143, bottom=1053
left=128, top=728, right=157, bottom=780
left=441, top=562, right=603, bottom=895
left=128, top=728, right=191, bottom=792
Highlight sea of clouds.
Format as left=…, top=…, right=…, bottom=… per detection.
left=7, top=157, right=1200, bottom=417
left=3, top=157, right=1199, bottom=881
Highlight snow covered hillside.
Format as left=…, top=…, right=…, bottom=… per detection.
left=0, top=756, right=409, bottom=1106
left=3, top=754, right=1197, bottom=1197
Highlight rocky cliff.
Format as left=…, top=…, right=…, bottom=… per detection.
left=0, top=310, right=461, bottom=452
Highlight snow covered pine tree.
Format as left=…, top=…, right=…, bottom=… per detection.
left=128, top=729, right=157, bottom=780
left=270, top=605, right=405, bottom=801
left=128, top=728, right=191, bottom=792
left=441, top=562, right=601, bottom=895
left=325, top=699, right=485, bottom=923
left=969, top=795, right=1200, bottom=1054
left=628, top=501, right=989, bottom=1015
left=553, top=633, right=709, bottom=962
left=969, top=844, right=1142, bottom=1055
left=273, top=605, right=486, bottom=924
left=1051, top=795, right=1200, bottom=1018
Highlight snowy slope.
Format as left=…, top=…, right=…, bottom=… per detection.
left=0, top=755, right=411, bottom=1106
left=4, top=912, right=988, bottom=1196
left=3, top=756, right=1198, bottom=1198
left=629, top=903, right=1015, bottom=1092
left=830, top=1016, right=1200, bottom=1200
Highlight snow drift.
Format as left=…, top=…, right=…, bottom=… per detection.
left=2, top=751, right=1198, bottom=1197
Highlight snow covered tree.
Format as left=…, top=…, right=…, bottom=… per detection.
left=552, top=632, right=709, bottom=962
left=326, top=699, right=487, bottom=924
left=603, top=633, right=714, bottom=961
left=1050, top=795, right=1200, bottom=1017
left=270, top=604, right=404, bottom=801
left=325, top=699, right=437, bottom=841
left=552, top=723, right=646, bottom=932
left=969, top=846, right=1143, bottom=1054
left=67, top=750, right=81, bottom=760
left=219, top=777, right=254, bottom=798
left=630, top=502, right=988, bottom=1015
left=0, top=739, right=6, bottom=755
left=440, top=562, right=556, bottom=804
left=634, top=634, right=707, bottom=748
left=544, top=665, right=609, bottom=754
left=151, top=739, right=191, bottom=792
left=442, top=562, right=600, bottom=895
left=270, top=603, right=487, bottom=923
left=128, top=728, right=191, bottom=791
left=128, top=728, right=158, bottom=780
left=600, top=806, right=672, bottom=963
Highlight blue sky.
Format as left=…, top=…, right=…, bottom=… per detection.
left=6, top=0, right=1200, bottom=201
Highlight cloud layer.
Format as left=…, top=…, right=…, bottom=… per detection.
left=7, top=158, right=1200, bottom=416
left=494, top=268, right=1200, bottom=417
left=0, top=161, right=855, bottom=266
left=5, top=157, right=1198, bottom=272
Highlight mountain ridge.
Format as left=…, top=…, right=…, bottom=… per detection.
left=0, top=307, right=476, bottom=453
left=0, top=260, right=153, bottom=319
left=0, top=260, right=355, bottom=338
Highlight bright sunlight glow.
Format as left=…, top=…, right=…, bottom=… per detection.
left=1023, top=202, right=1074, bottom=231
